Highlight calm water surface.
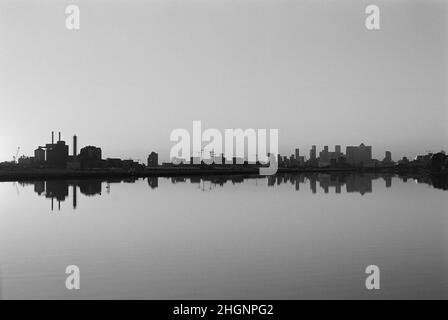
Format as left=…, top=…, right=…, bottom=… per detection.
left=0, top=173, right=447, bottom=299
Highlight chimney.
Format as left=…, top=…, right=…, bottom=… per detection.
left=58, top=132, right=61, bottom=142
left=73, top=135, right=77, bottom=156
left=52, top=131, right=54, bottom=144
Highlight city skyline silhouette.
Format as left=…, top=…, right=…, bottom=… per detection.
left=0, top=1, right=446, bottom=163
left=0, top=0, right=447, bottom=301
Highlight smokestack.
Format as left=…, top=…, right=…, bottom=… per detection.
left=58, top=132, right=61, bottom=142
left=52, top=131, right=54, bottom=144
left=73, top=135, right=77, bottom=156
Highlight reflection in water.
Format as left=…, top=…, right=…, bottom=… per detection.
left=16, top=173, right=447, bottom=210
left=20, top=178, right=109, bottom=210
left=3, top=172, right=448, bottom=300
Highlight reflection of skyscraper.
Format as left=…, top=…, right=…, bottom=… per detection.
left=310, top=175, right=317, bottom=194
left=385, top=175, right=392, bottom=188
left=335, top=181, right=341, bottom=194
left=267, top=176, right=276, bottom=186
left=147, top=177, right=158, bottom=189
left=319, top=174, right=330, bottom=193
left=346, top=174, right=372, bottom=195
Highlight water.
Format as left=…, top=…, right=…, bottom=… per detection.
left=0, top=173, right=447, bottom=299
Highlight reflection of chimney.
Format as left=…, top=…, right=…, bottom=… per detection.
left=73, top=135, right=77, bottom=156
left=58, top=132, right=61, bottom=142
left=73, top=185, right=77, bottom=209
left=52, top=131, right=54, bottom=144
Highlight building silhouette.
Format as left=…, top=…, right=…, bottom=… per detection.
left=45, top=132, right=69, bottom=167
left=78, top=146, right=102, bottom=168
left=34, top=147, right=45, bottom=163
left=346, top=143, right=372, bottom=166
left=147, top=152, right=159, bottom=167
left=382, top=151, right=393, bottom=165
left=318, top=145, right=342, bottom=167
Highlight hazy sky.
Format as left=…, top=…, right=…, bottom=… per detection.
left=0, top=0, right=447, bottom=162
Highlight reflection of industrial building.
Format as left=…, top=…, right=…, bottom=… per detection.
left=45, top=180, right=70, bottom=210
left=34, top=180, right=45, bottom=195
left=32, top=179, right=104, bottom=211
left=78, top=180, right=102, bottom=196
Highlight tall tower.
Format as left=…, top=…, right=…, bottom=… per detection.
left=310, top=145, right=316, bottom=161
left=73, top=135, right=78, bottom=156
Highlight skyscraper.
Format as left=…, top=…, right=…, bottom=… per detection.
left=383, top=151, right=392, bottom=163
left=335, top=145, right=341, bottom=157
left=310, top=145, right=316, bottom=161
left=346, top=143, right=372, bottom=166
left=147, top=152, right=159, bottom=167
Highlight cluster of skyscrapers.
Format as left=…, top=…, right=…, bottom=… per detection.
left=278, top=143, right=392, bottom=168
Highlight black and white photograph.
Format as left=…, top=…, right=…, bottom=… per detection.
left=0, top=0, right=447, bottom=306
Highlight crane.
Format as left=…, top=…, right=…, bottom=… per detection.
left=12, top=147, right=20, bottom=163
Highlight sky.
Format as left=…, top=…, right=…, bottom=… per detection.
left=0, top=0, right=447, bottom=163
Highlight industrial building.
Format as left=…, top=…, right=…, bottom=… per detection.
left=78, top=146, right=102, bottom=168
left=34, top=147, right=46, bottom=163
left=45, top=132, right=69, bottom=167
